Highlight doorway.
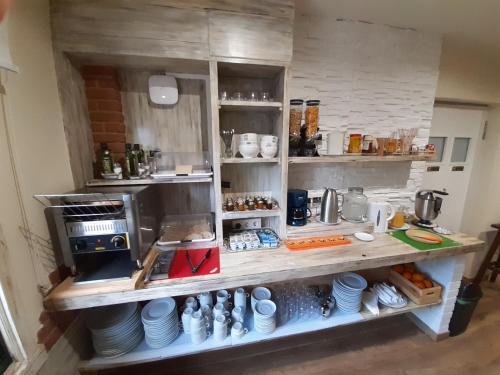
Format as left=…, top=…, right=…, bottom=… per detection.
left=422, top=105, right=486, bottom=232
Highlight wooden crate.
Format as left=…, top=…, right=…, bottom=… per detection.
left=389, top=270, right=442, bottom=305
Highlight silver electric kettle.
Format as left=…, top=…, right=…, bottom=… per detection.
left=414, top=189, right=449, bottom=225
left=320, top=188, right=343, bottom=225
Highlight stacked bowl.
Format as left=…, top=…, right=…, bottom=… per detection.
left=86, top=302, right=143, bottom=358
left=141, top=297, right=180, bottom=348
left=254, top=299, right=277, bottom=334
left=331, top=272, right=367, bottom=313
left=239, top=133, right=259, bottom=158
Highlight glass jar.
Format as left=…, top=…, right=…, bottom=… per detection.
left=305, top=100, right=320, bottom=139
left=342, top=187, right=368, bottom=222
left=362, top=135, right=375, bottom=154
left=347, top=134, right=362, bottom=153
left=289, top=99, right=304, bottom=138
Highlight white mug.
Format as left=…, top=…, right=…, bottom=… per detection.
left=216, top=290, right=232, bottom=309
left=234, top=287, right=249, bottom=310
left=367, top=201, right=395, bottom=233
left=182, top=307, right=194, bottom=334
left=184, top=296, right=198, bottom=311
left=197, top=292, right=213, bottom=308
left=327, top=131, right=345, bottom=155
left=190, top=311, right=209, bottom=331
left=213, top=315, right=230, bottom=341
left=231, top=306, right=245, bottom=323
left=231, top=321, right=248, bottom=339
left=212, top=302, right=230, bottom=318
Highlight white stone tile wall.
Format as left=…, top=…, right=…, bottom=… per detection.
left=290, top=15, right=442, bottom=208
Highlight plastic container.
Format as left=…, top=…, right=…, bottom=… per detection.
left=157, top=213, right=215, bottom=244
left=305, top=100, right=320, bottom=139
left=289, top=99, right=304, bottom=138
left=449, top=280, right=483, bottom=336
left=150, top=152, right=212, bottom=179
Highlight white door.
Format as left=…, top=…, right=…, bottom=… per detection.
left=422, top=106, right=485, bottom=232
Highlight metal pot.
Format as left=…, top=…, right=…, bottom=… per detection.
left=319, top=188, right=343, bottom=225
left=415, top=190, right=449, bottom=222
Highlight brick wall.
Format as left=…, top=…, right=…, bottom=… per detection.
left=290, top=15, right=442, bottom=207
left=81, top=66, right=126, bottom=168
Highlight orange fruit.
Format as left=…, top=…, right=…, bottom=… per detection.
left=414, top=281, right=426, bottom=289
left=411, top=273, right=425, bottom=282
left=393, top=265, right=404, bottom=274
left=403, top=271, right=413, bottom=281
left=423, top=279, right=433, bottom=288
left=404, top=263, right=416, bottom=273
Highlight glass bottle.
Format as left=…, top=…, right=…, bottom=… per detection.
left=134, top=144, right=145, bottom=164
left=100, top=143, right=114, bottom=174
left=342, top=187, right=368, bottom=223
left=125, top=143, right=136, bottom=177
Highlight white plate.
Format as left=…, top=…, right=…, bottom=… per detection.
left=354, top=232, right=374, bottom=242
left=389, top=223, right=410, bottom=231
left=252, top=287, right=272, bottom=301
left=142, top=298, right=176, bottom=322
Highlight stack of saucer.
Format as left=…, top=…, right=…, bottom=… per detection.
left=331, top=272, right=367, bottom=313
left=141, top=297, right=180, bottom=349
left=254, top=300, right=276, bottom=334
left=86, top=302, right=143, bottom=358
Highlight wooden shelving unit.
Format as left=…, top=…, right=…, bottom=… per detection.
left=219, top=100, right=282, bottom=111
left=79, top=300, right=440, bottom=371
left=288, top=154, right=435, bottom=164
left=221, top=157, right=279, bottom=164
left=222, top=208, right=281, bottom=220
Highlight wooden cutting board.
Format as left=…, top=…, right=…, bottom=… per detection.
left=405, top=229, right=443, bottom=244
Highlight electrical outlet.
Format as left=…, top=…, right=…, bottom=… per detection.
left=231, top=218, right=262, bottom=230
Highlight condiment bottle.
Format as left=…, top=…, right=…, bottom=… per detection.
left=100, top=143, right=114, bottom=174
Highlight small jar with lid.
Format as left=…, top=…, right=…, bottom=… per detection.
left=305, top=100, right=320, bottom=139
left=362, top=135, right=375, bottom=154
left=289, top=99, right=304, bottom=138
left=347, top=134, right=362, bottom=153
left=342, top=187, right=368, bottom=222
left=226, top=198, right=234, bottom=212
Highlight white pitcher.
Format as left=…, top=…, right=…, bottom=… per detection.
left=367, top=201, right=395, bottom=233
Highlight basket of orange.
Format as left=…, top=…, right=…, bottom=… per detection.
left=389, top=263, right=442, bottom=305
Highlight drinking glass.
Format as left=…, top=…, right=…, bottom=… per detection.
left=221, top=129, right=234, bottom=158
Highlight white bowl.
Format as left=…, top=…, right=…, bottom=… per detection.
left=239, top=142, right=259, bottom=158
left=240, top=133, right=258, bottom=143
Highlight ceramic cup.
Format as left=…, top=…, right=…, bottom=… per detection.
left=212, top=302, right=230, bottom=318
left=190, top=312, right=210, bottom=345
left=231, top=306, right=245, bottom=323
left=216, top=290, right=232, bottom=310
left=182, top=307, right=194, bottom=334
left=197, top=291, right=213, bottom=308
left=231, top=321, right=248, bottom=340
left=234, top=287, right=249, bottom=311
left=184, top=296, right=199, bottom=311
left=251, top=287, right=272, bottom=311
left=213, top=315, right=230, bottom=341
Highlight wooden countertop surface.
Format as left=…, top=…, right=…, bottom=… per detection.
left=44, top=232, right=484, bottom=311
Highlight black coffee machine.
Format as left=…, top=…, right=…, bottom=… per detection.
left=287, top=189, right=311, bottom=226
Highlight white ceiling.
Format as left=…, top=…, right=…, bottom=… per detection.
left=296, top=0, right=500, bottom=54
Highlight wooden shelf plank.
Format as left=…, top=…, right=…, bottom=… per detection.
left=222, top=208, right=281, bottom=220
left=79, top=300, right=440, bottom=371
left=288, top=154, right=435, bottom=164
left=221, top=157, right=279, bottom=164
left=43, top=232, right=483, bottom=312
left=219, top=100, right=283, bottom=111
left=86, top=176, right=213, bottom=187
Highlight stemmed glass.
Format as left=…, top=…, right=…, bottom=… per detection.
left=221, top=129, right=234, bottom=158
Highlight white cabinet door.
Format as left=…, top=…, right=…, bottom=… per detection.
left=422, top=106, right=485, bottom=231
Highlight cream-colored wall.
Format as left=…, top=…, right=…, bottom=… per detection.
left=0, top=0, right=74, bottom=366
left=436, top=39, right=500, bottom=105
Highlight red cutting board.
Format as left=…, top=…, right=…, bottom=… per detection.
left=168, top=248, right=220, bottom=279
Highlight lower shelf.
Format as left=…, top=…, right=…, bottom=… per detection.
left=222, top=208, right=281, bottom=220
left=79, top=300, right=439, bottom=371
left=287, top=217, right=374, bottom=238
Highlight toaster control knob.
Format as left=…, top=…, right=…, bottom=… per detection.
left=74, top=239, right=87, bottom=251
left=111, top=235, right=126, bottom=249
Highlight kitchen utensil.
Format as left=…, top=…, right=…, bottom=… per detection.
left=185, top=249, right=212, bottom=274
left=406, top=229, right=443, bottom=244
left=354, top=232, right=374, bottom=242
left=221, top=129, right=234, bottom=158
left=414, top=190, right=449, bottom=228
left=319, top=188, right=343, bottom=225
left=342, top=187, right=368, bottom=223
left=285, top=235, right=351, bottom=251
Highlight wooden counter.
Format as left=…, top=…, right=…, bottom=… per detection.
left=44, top=232, right=484, bottom=311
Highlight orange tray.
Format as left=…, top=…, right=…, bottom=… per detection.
left=285, top=235, right=352, bottom=251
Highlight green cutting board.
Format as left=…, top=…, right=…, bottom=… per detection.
left=389, top=229, right=462, bottom=251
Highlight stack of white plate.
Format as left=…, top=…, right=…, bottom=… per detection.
left=331, top=272, right=368, bottom=313
left=254, top=299, right=276, bottom=334
left=141, top=297, right=180, bottom=349
left=86, top=302, right=143, bottom=358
